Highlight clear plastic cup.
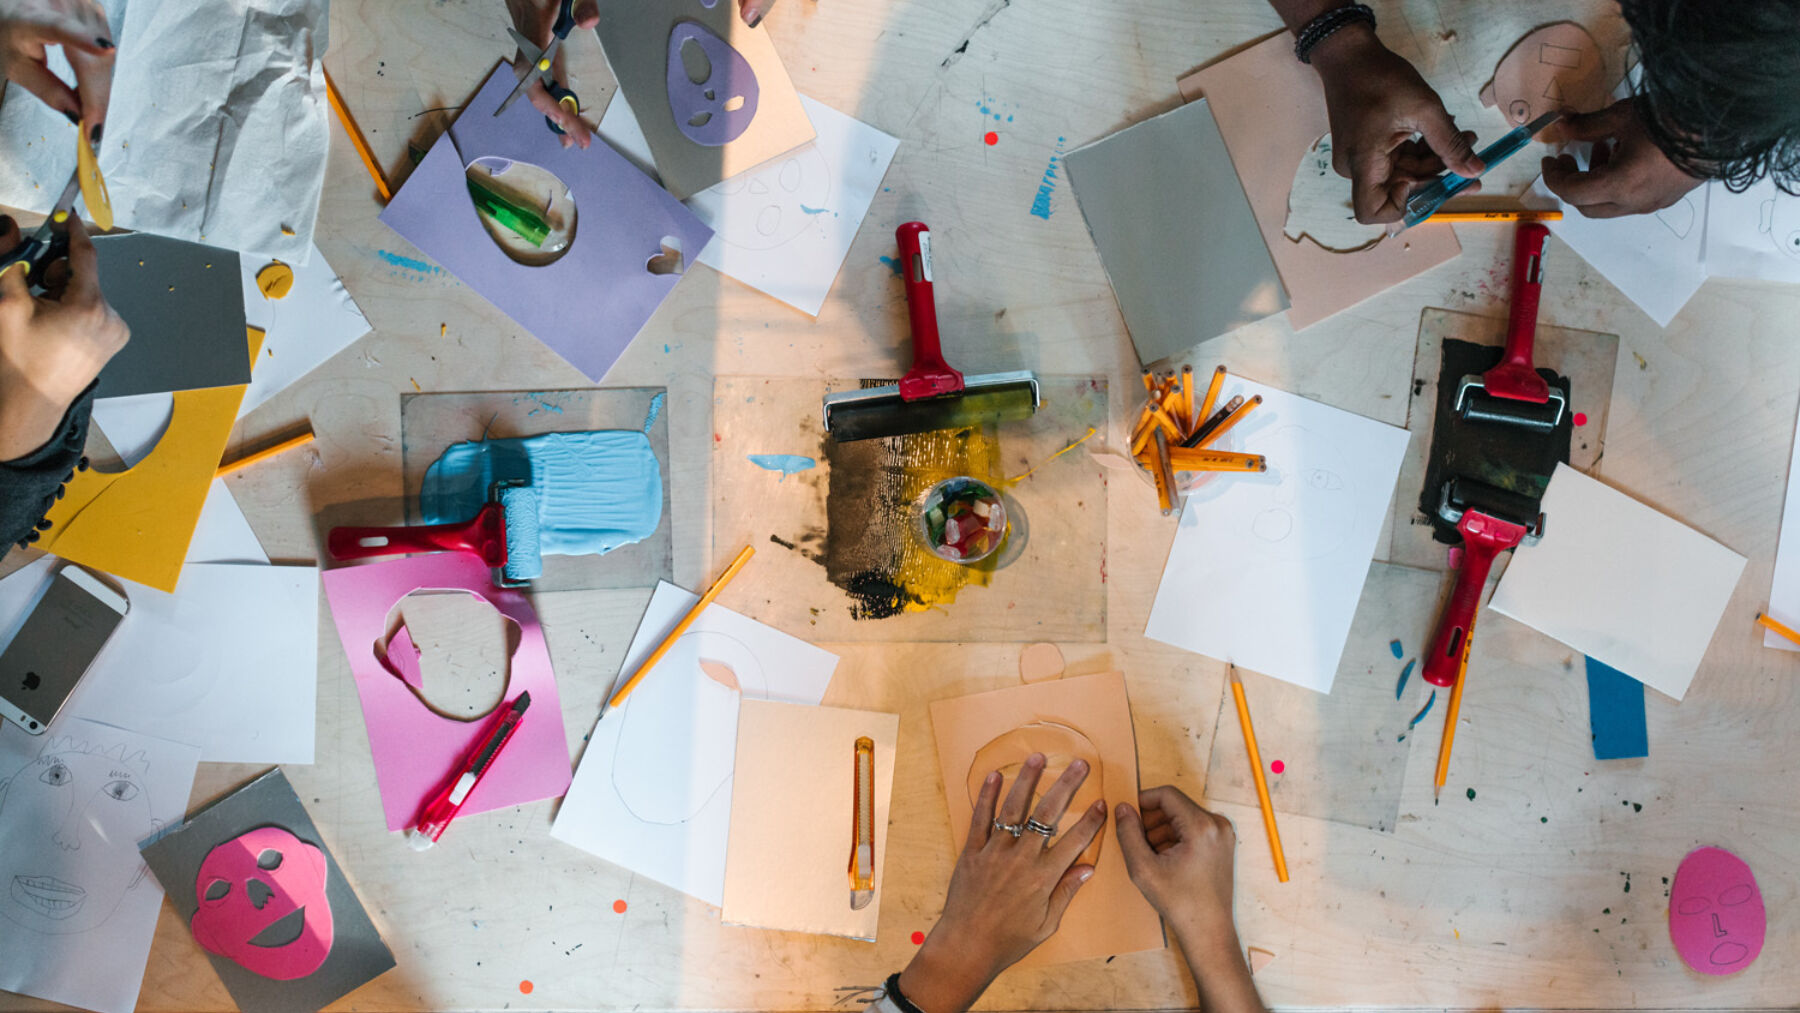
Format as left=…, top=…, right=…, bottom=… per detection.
left=913, top=477, right=1008, bottom=565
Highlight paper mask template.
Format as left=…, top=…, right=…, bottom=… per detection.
left=1177, top=35, right=1461, bottom=329
left=595, top=0, right=816, bottom=199
left=381, top=63, right=713, bottom=383
left=1480, top=22, right=1612, bottom=126
left=1669, top=846, right=1765, bottom=975
left=0, top=718, right=199, bottom=1013
left=1284, top=135, right=1386, bottom=253
left=91, top=234, right=250, bottom=399
left=140, top=769, right=395, bottom=1013
left=928, top=671, right=1163, bottom=967
left=321, top=553, right=571, bottom=832
left=36, top=329, right=257, bottom=592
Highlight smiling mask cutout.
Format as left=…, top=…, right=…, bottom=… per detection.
left=1669, top=846, right=1765, bottom=975
left=191, top=826, right=334, bottom=980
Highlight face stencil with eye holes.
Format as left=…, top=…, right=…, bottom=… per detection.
left=1669, top=846, right=1765, bottom=975
left=666, top=20, right=760, bottom=146
left=710, top=146, right=834, bottom=250
left=0, top=740, right=155, bottom=934
left=191, top=826, right=334, bottom=980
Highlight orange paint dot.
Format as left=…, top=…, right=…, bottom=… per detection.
left=519, top=980, right=534, bottom=995
left=911, top=930, right=925, bottom=945
left=983, top=131, right=998, bottom=146
left=612, top=899, right=628, bottom=914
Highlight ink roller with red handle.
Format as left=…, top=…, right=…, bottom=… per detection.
left=1420, top=477, right=1543, bottom=688
left=326, top=480, right=542, bottom=588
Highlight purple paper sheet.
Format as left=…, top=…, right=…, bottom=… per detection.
left=380, top=63, right=714, bottom=382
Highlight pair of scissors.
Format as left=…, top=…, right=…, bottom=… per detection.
left=496, top=0, right=577, bottom=118
left=0, top=170, right=80, bottom=294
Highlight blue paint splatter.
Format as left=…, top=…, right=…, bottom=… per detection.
left=1389, top=639, right=1404, bottom=659
left=1395, top=659, right=1416, bottom=699
left=747, top=454, right=816, bottom=480
left=642, top=391, right=666, bottom=433
left=1030, top=137, right=1066, bottom=221
left=879, top=255, right=903, bottom=277
left=378, top=250, right=439, bottom=274
left=799, top=205, right=835, bottom=216
left=1404, top=690, right=1438, bottom=737
left=519, top=391, right=566, bottom=416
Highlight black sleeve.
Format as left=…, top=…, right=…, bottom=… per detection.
left=0, top=381, right=96, bottom=551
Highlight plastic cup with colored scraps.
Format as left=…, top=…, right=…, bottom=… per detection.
left=915, top=477, right=1008, bottom=564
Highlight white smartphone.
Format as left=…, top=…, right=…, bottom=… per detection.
left=0, top=564, right=129, bottom=734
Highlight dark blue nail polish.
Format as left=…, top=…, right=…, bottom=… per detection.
left=89, top=124, right=103, bottom=145
left=746, top=11, right=763, bottom=27
left=95, top=37, right=114, bottom=49
left=64, top=110, right=81, bottom=126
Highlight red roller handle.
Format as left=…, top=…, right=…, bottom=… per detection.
left=327, top=502, right=506, bottom=567
left=895, top=222, right=963, bottom=402
left=1421, top=509, right=1529, bottom=688
left=1481, top=222, right=1551, bottom=403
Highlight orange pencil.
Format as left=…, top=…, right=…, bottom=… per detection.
left=324, top=68, right=391, bottom=202
left=1197, top=366, right=1225, bottom=428
left=1229, top=665, right=1288, bottom=882
left=1150, top=429, right=1176, bottom=515
left=1755, top=612, right=1800, bottom=648
left=1194, top=394, right=1262, bottom=449
left=1168, top=448, right=1266, bottom=472
left=216, top=431, right=315, bottom=478
left=1179, top=366, right=1195, bottom=430
left=1433, top=613, right=1476, bottom=801
left=609, top=545, right=755, bottom=709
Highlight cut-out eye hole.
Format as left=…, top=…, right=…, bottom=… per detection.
left=681, top=36, right=712, bottom=86
left=688, top=111, right=714, bottom=129
left=203, top=879, right=231, bottom=902
left=1677, top=896, right=1711, bottom=915
left=38, top=762, right=71, bottom=786
left=646, top=236, right=685, bottom=276
left=465, top=157, right=577, bottom=268
left=1719, top=884, right=1755, bottom=906
left=256, top=849, right=284, bottom=871
left=103, top=779, right=139, bottom=801
left=723, top=95, right=746, bottom=113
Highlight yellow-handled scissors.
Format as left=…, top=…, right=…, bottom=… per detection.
left=495, top=0, right=577, bottom=117
left=0, top=170, right=80, bottom=293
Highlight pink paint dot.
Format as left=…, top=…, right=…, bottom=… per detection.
left=911, top=931, right=925, bottom=945
left=983, top=131, right=998, bottom=146
left=612, top=899, right=627, bottom=914
left=1270, top=759, right=1285, bottom=774
left=1573, top=411, right=1588, bottom=427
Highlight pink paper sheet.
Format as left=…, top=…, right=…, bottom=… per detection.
left=322, top=554, right=571, bottom=832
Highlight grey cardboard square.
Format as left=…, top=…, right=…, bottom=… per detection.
left=92, top=233, right=250, bottom=399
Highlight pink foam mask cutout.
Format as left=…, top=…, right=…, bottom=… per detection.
left=321, top=554, right=572, bottom=832
left=1669, top=846, right=1765, bottom=975
left=191, top=827, right=334, bottom=981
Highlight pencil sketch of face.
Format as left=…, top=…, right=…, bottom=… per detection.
left=1763, top=193, right=1800, bottom=261
left=706, top=145, right=833, bottom=251
left=1237, top=424, right=1353, bottom=561
left=0, top=739, right=156, bottom=934
left=611, top=630, right=767, bottom=825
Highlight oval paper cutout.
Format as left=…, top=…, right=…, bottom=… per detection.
left=666, top=21, right=759, bottom=146
left=1669, top=846, right=1765, bottom=975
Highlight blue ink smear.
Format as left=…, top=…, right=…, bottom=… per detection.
left=879, top=255, right=903, bottom=277
left=747, top=454, right=816, bottom=480
left=1406, top=690, right=1438, bottom=732
left=1394, top=658, right=1416, bottom=699
left=519, top=391, right=565, bottom=416
left=1389, top=639, right=1404, bottom=659
left=799, top=205, right=832, bottom=216
left=642, top=391, right=666, bottom=434
left=1030, top=137, right=1066, bottom=221
left=378, top=250, right=437, bottom=273
left=420, top=431, right=663, bottom=562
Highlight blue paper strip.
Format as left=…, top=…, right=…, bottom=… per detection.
left=1585, top=656, right=1648, bottom=760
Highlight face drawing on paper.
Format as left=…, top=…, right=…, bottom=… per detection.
left=1760, top=192, right=1800, bottom=260
left=667, top=19, right=760, bottom=146
left=1656, top=195, right=1698, bottom=241
left=1478, top=22, right=1609, bottom=126
left=711, top=146, right=833, bottom=250
left=0, top=738, right=156, bottom=934
left=1283, top=135, right=1385, bottom=253
left=611, top=630, right=768, bottom=824
left=1669, top=847, right=1765, bottom=975
left=191, top=826, right=335, bottom=980
left=1234, top=426, right=1353, bottom=561
left=966, top=722, right=1105, bottom=868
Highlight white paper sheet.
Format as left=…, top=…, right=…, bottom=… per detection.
left=0, top=717, right=200, bottom=1013
left=550, top=580, right=838, bottom=906
left=0, top=0, right=329, bottom=262
left=1703, top=178, right=1800, bottom=284
left=1144, top=377, right=1410, bottom=692
left=184, top=480, right=269, bottom=565
left=1762, top=401, right=1800, bottom=651
left=1489, top=464, right=1746, bottom=700
left=91, top=391, right=175, bottom=469
left=237, top=244, right=373, bottom=418
left=598, top=94, right=900, bottom=316
left=1528, top=172, right=1709, bottom=328
left=0, top=559, right=317, bottom=763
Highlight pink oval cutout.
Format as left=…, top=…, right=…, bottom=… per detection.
left=1669, top=846, right=1765, bottom=975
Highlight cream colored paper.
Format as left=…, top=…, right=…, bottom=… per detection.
left=721, top=700, right=898, bottom=940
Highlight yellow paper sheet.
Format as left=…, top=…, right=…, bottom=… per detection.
left=36, top=329, right=258, bottom=591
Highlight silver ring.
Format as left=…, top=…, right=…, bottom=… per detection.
left=1025, top=818, right=1056, bottom=838
left=992, top=819, right=1023, bottom=838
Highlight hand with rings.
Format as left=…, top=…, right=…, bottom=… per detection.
left=895, top=752, right=1108, bottom=1013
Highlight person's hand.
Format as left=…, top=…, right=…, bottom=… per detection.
left=897, top=754, right=1109, bottom=1013
left=1541, top=97, right=1705, bottom=219
left=503, top=0, right=600, bottom=148
left=0, top=0, right=115, bottom=141
left=739, top=0, right=778, bottom=26
left=1306, top=24, right=1483, bottom=224
left=1115, top=786, right=1240, bottom=952
left=0, top=214, right=129, bottom=461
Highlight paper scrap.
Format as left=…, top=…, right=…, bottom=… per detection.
left=551, top=580, right=838, bottom=907
left=0, top=0, right=330, bottom=261
left=236, top=244, right=372, bottom=419
left=720, top=700, right=898, bottom=940
left=321, top=553, right=571, bottom=832
left=1762, top=392, right=1800, bottom=651
left=0, top=718, right=200, bottom=1013
left=1584, top=655, right=1648, bottom=760
left=380, top=63, right=713, bottom=383
left=1489, top=464, right=1746, bottom=700
left=599, top=92, right=899, bottom=316
left=1146, top=377, right=1411, bottom=692
left=140, top=769, right=396, bottom=1012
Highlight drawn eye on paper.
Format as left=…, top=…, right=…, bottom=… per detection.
left=667, top=20, right=760, bottom=146
left=711, top=147, right=834, bottom=250
left=1236, top=426, right=1354, bottom=562
left=610, top=630, right=767, bottom=825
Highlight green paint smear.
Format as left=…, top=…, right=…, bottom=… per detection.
left=1466, top=787, right=1477, bottom=801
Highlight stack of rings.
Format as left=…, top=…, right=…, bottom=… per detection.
left=993, top=818, right=1058, bottom=839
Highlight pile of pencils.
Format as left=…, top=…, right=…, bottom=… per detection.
left=1129, top=365, right=1267, bottom=515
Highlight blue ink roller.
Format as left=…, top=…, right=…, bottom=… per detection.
left=326, top=480, right=543, bottom=588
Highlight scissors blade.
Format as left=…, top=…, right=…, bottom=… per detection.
left=495, top=30, right=562, bottom=117
left=0, top=171, right=80, bottom=284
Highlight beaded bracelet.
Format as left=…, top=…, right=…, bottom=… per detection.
left=1294, top=3, right=1376, bottom=64
left=882, top=972, right=928, bottom=1013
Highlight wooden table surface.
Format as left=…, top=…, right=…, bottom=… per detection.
left=5, top=0, right=1799, bottom=1010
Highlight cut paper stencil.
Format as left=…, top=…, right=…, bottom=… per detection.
left=139, top=769, right=395, bottom=1013
left=381, top=63, right=713, bottom=383
left=0, top=718, right=200, bottom=1013
left=595, top=0, right=815, bottom=199
left=320, top=553, right=571, bottom=832
left=550, top=580, right=838, bottom=907
left=1669, top=846, right=1765, bottom=975
left=968, top=722, right=1105, bottom=869
left=1284, top=135, right=1386, bottom=253
left=1479, top=22, right=1612, bottom=126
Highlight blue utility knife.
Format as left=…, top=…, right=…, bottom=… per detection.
left=1401, top=111, right=1561, bottom=230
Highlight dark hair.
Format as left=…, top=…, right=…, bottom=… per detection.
left=1621, top=0, right=1800, bottom=193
